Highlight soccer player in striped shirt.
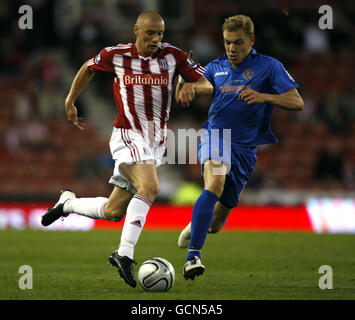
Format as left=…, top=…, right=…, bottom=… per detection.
left=176, top=14, right=304, bottom=280
left=41, top=11, right=205, bottom=288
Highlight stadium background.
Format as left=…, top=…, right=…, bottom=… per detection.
left=0, top=0, right=354, bottom=233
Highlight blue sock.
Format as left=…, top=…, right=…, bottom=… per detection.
left=187, top=189, right=219, bottom=261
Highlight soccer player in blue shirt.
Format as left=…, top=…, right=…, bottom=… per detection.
left=176, top=14, right=304, bottom=280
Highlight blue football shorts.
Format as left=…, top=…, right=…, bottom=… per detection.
left=198, top=125, right=257, bottom=208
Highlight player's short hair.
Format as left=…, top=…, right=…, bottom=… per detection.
left=136, top=11, right=164, bottom=25
left=222, top=15, right=254, bottom=38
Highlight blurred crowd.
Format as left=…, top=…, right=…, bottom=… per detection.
left=0, top=0, right=354, bottom=203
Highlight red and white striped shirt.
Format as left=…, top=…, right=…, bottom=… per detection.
left=87, top=42, right=205, bottom=146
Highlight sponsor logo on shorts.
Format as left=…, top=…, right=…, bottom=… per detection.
left=143, top=147, right=150, bottom=155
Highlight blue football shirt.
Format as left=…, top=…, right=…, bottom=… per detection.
left=203, top=48, right=299, bottom=147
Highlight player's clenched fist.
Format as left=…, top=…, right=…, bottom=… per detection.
left=177, top=83, right=196, bottom=107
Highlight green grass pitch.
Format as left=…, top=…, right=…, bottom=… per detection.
left=0, top=229, right=354, bottom=300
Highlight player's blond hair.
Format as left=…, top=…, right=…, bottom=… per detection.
left=222, top=15, right=254, bottom=38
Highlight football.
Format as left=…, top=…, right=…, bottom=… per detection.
left=138, top=257, right=175, bottom=292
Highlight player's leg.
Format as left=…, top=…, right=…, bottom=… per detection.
left=104, top=186, right=134, bottom=221
left=66, top=185, right=133, bottom=220
left=41, top=186, right=133, bottom=227
left=109, top=161, right=159, bottom=287
left=178, top=200, right=232, bottom=248
left=184, top=159, right=227, bottom=280
left=41, top=127, right=135, bottom=227
left=208, top=200, right=233, bottom=233
left=116, top=161, right=159, bottom=258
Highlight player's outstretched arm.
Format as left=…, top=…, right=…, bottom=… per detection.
left=177, top=76, right=213, bottom=107
left=265, top=88, right=304, bottom=110
left=64, top=61, right=96, bottom=130
left=238, top=88, right=304, bottom=111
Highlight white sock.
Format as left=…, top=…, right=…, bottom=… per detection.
left=117, top=194, right=152, bottom=259
left=63, top=197, right=108, bottom=219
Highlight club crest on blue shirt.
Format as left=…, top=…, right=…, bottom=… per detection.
left=158, top=58, right=169, bottom=70
left=242, top=69, right=254, bottom=80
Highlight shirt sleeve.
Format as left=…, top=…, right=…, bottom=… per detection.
left=269, top=59, right=299, bottom=94
left=202, top=62, right=215, bottom=87
left=87, top=47, right=115, bottom=73
left=176, top=50, right=206, bottom=82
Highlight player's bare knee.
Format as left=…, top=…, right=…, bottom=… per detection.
left=205, top=177, right=225, bottom=197
left=136, top=181, right=160, bottom=201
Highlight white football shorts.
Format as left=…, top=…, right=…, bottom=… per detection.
left=108, top=127, right=166, bottom=194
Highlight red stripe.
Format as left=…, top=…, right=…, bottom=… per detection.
left=124, top=130, right=141, bottom=162
left=94, top=205, right=313, bottom=231
left=122, top=56, right=143, bottom=133
left=141, top=60, right=155, bottom=147
left=124, top=129, right=141, bottom=162
left=120, top=128, right=135, bottom=161
left=157, top=64, right=169, bottom=145
left=134, top=193, right=153, bottom=207
left=141, top=60, right=154, bottom=121
left=0, top=202, right=316, bottom=232
left=113, top=77, right=131, bottom=129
